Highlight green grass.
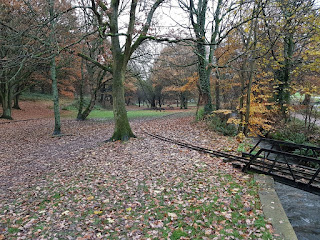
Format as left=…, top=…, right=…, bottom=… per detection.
left=85, top=109, right=171, bottom=119
left=1, top=158, right=274, bottom=239
left=8, top=227, right=20, bottom=234
left=21, top=92, right=53, bottom=101
left=21, top=92, right=73, bottom=107
left=237, top=141, right=254, bottom=153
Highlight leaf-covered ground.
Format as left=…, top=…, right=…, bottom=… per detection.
left=0, top=113, right=276, bottom=239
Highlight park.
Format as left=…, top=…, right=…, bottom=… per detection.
left=1, top=0, right=320, bottom=239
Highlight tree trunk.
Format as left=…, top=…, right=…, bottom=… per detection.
left=77, top=91, right=97, bottom=120
left=102, top=0, right=164, bottom=141
left=274, top=33, right=294, bottom=121
left=77, top=63, right=107, bottom=120
left=184, top=97, right=188, bottom=109
left=244, top=68, right=254, bottom=135
left=188, top=0, right=213, bottom=115
left=109, top=68, right=135, bottom=141
left=13, top=91, right=21, bottom=110
left=197, top=43, right=213, bottom=114
left=48, top=0, right=61, bottom=135
left=302, top=94, right=311, bottom=105
left=0, top=82, right=13, bottom=119
left=151, top=96, right=156, bottom=108
left=77, top=58, right=85, bottom=120
left=51, top=57, right=61, bottom=135
left=215, top=78, right=220, bottom=110
left=238, top=65, right=246, bottom=133
left=180, top=93, right=188, bottom=109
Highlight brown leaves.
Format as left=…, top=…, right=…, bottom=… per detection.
left=0, top=113, right=274, bottom=239
left=149, top=220, right=164, bottom=228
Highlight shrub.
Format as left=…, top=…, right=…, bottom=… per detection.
left=207, top=115, right=237, bottom=136
left=196, top=107, right=205, bottom=121
left=269, top=119, right=319, bottom=145
left=271, top=131, right=307, bottom=144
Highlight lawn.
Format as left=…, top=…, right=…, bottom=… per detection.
left=86, top=109, right=171, bottom=119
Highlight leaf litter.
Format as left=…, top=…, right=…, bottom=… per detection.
left=0, top=113, right=277, bottom=239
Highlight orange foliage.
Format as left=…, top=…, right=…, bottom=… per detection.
left=151, top=44, right=198, bottom=103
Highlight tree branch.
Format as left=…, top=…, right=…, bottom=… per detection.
left=129, top=0, right=166, bottom=57
left=77, top=53, right=113, bottom=73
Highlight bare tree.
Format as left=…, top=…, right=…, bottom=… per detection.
left=0, top=1, right=34, bottom=119
left=80, top=0, right=165, bottom=141
left=178, top=0, right=249, bottom=113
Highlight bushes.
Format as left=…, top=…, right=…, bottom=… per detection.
left=207, top=114, right=238, bottom=136
left=271, top=130, right=307, bottom=144
left=270, top=118, right=320, bottom=145
left=196, top=107, right=205, bottom=121
left=196, top=108, right=237, bottom=136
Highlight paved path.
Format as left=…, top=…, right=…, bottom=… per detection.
left=292, top=113, right=320, bottom=126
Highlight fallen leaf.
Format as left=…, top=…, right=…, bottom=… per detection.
left=87, top=196, right=94, bottom=200
left=205, top=228, right=212, bottom=235
left=149, top=220, right=164, bottom=228
left=168, top=212, right=178, bottom=220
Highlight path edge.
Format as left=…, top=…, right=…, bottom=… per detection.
left=254, top=174, right=298, bottom=240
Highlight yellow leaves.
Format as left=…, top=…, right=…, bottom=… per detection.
left=313, top=35, right=320, bottom=42
left=163, top=86, right=179, bottom=93
left=87, top=195, right=94, bottom=201
left=227, top=118, right=240, bottom=125
left=272, top=63, right=282, bottom=70
left=300, top=86, right=319, bottom=95
left=213, top=109, right=232, bottom=115
left=236, top=133, right=245, bottom=143
left=94, top=210, right=103, bottom=215
left=231, top=188, right=240, bottom=193
left=237, top=82, right=276, bottom=136
left=126, top=207, right=132, bottom=212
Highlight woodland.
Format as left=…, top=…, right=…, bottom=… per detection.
left=0, top=0, right=320, bottom=140
left=0, top=0, right=320, bottom=239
